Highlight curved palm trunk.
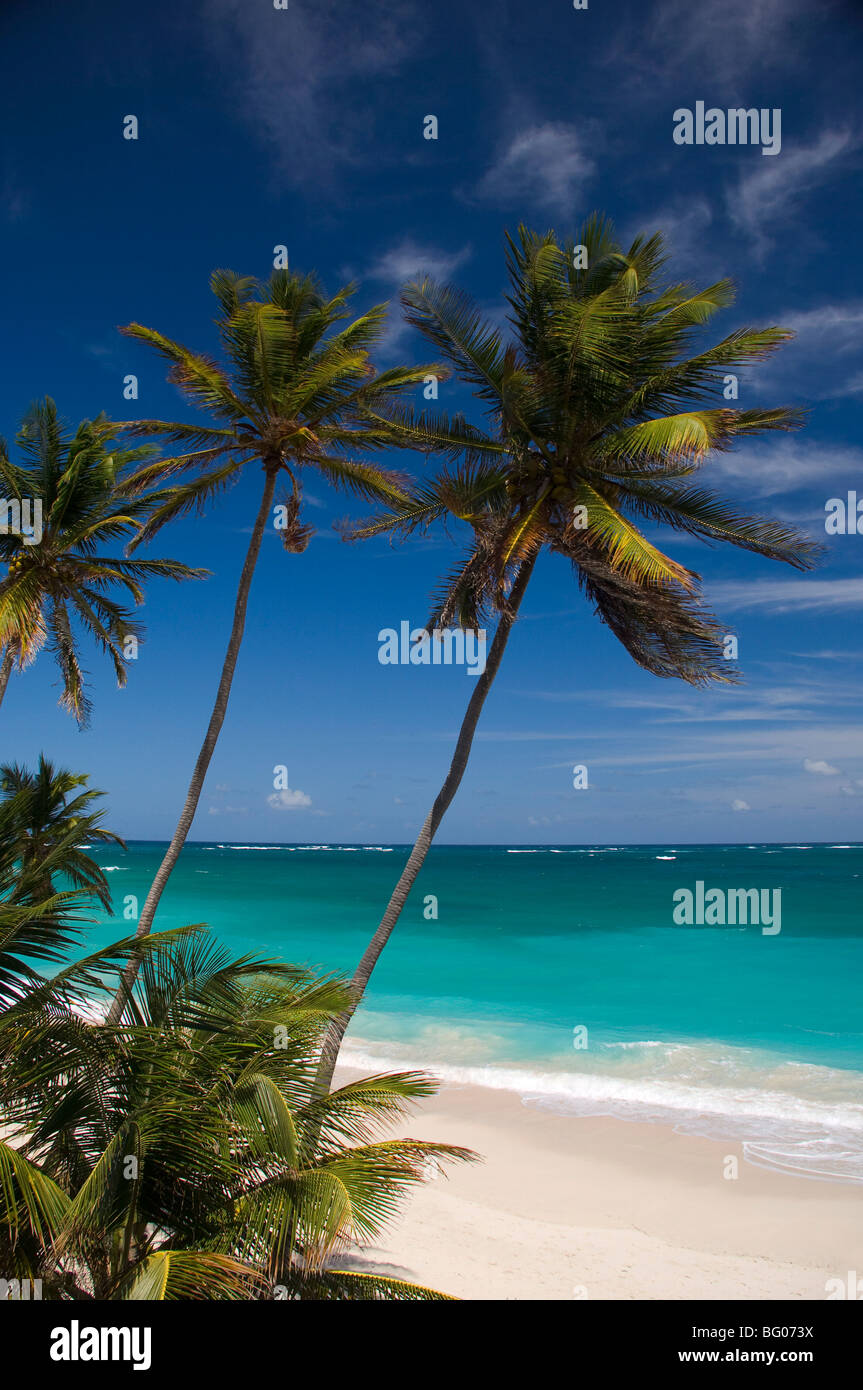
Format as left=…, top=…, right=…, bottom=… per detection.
left=106, top=465, right=278, bottom=1025
left=314, top=553, right=537, bottom=1096
left=0, top=645, right=15, bottom=709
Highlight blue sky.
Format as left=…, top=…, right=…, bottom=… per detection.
left=2, top=0, right=863, bottom=844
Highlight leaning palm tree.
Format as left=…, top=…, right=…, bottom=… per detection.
left=106, top=267, right=442, bottom=1022
left=0, top=399, right=203, bottom=723
left=313, top=219, right=821, bottom=1091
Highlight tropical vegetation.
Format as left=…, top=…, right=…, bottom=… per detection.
left=0, top=222, right=821, bottom=1297
left=0, top=763, right=470, bottom=1299
left=0, top=398, right=202, bottom=724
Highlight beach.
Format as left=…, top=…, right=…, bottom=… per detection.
left=78, top=841, right=863, bottom=1299
left=336, top=1068, right=863, bottom=1301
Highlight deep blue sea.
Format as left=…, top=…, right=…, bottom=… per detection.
left=82, top=840, right=863, bottom=1183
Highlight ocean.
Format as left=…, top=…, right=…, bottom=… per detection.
left=83, top=840, right=863, bottom=1184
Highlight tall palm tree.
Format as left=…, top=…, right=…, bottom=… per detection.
left=313, top=219, right=821, bottom=1092
left=0, top=755, right=123, bottom=912
left=106, top=267, right=442, bottom=1022
left=0, top=399, right=203, bottom=723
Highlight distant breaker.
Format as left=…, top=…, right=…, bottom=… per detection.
left=673, top=103, right=781, bottom=156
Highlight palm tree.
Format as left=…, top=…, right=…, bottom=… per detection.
left=1, top=920, right=473, bottom=1298
left=105, top=267, right=442, bottom=1022
left=0, top=755, right=123, bottom=912
left=0, top=399, right=203, bottom=724
left=313, top=219, right=821, bottom=1092
left=0, top=759, right=149, bottom=1018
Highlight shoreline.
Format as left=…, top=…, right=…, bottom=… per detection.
left=334, top=1065, right=863, bottom=1300
left=340, top=1033, right=863, bottom=1186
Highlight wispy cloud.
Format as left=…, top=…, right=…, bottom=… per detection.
left=365, top=239, right=472, bottom=287
left=706, top=439, right=863, bottom=498
left=491, top=721, right=863, bottom=779
left=709, top=578, right=863, bottom=613
left=790, top=649, right=863, bottom=661
left=728, top=128, right=855, bottom=251
left=517, top=678, right=858, bottom=724
left=472, top=123, right=594, bottom=212
left=782, top=302, right=863, bottom=398
left=208, top=0, right=422, bottom=184
left=784, top=301, right=863, bottom=348
left=358, top=238, right=472, bottom=358
left=611, top=0, right=813, bottom=88
left=746, top=299, right=863, bottom=400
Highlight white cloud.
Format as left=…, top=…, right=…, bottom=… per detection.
left=728, top=129, right=855, bottom=251
left=478, top=723, right=863, bottom=781
left=474, top=123, right=594, bottom=212
left=208, top=0, right=421, bottom=182
left=709, top=579, right=863, bottom=614
left=747, top=302, right=863, bottom=400
left=366, top=239, right=472, bottom=287
left=790, top=650, right=863, bottom=661
left=362, top=239, right=476, bottom=359
left=803, top=758, right=840, bottom=775
left=267, top=787, right=313, bottom=810
left=731, top=799, right=750, bottom=811
left=784, top=302, right=863, bottom=349
left=782, top=303, right=863, bottom=400
left=706, top=439, right=863, bottom=498
left=636, top=0, right=811, bottom=85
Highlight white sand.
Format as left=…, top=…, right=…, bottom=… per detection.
left=334, top=1069, right=863, bottom=1300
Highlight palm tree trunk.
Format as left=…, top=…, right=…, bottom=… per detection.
left=106, top=465, right=278, bottom=1025
left=313, top=552, right=538, bottom=1096
left=0, top=645, right=15, bottom=709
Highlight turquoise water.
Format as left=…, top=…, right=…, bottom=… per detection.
left=83, top=841, right=863, bottom=1183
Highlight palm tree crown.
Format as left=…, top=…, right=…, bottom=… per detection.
left=0, top=398, right=204, bottom=724
left=0, top=755, right=123, bottom=911
left=118, top=267, right=445, bottom=543
left=356, top=219, right=818, bottom=681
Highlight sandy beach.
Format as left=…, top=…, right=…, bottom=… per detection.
left=335, top=1067, right=863, bottom=1301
